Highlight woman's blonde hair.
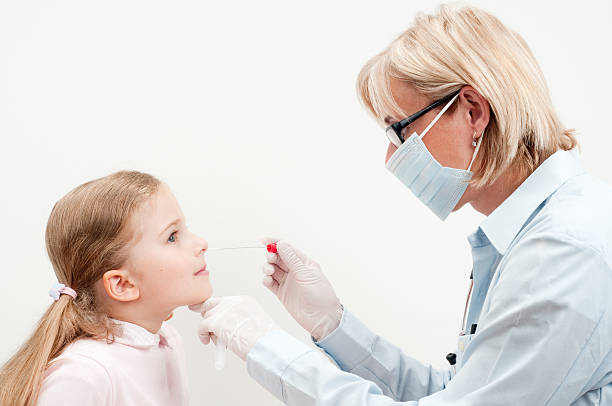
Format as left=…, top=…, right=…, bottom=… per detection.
left=357, top=5, right=576, bottom=187
left=0, top=171, right=160, bottom=406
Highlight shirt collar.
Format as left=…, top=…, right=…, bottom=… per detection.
left=110, top=318, right=172, bottom=349
left=478, top=149, right=585, bottom=255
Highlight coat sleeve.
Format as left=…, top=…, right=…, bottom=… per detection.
left=245, top=233, right=611, bottom=406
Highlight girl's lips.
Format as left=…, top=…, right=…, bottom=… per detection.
left=195, top=266, right=209, bottom=276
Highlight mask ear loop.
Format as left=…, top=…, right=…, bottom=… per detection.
left=419, top=93, right=460, bottom=139
left=467, top=131, right=484, bottom=172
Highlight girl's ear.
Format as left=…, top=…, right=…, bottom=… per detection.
left=102, top=270, right=140, bottom=302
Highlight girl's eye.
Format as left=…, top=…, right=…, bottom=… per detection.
left=168, top=231, right=177, bottom=243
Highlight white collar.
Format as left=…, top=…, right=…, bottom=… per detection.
left=110, top=318, right=173, bottom=349
left=479, top=149, right=585, bottom=255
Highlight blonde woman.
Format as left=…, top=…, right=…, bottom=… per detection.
left=0, top=171, right=211, bottom=406
left=192, top=5, right=612, bottom=405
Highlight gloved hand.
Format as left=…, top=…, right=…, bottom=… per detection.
left=262, top=238, right=343, bottom=341
left=189, top=296, right=279, bottom=361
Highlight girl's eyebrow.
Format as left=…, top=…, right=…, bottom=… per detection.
left=159, top=218, right=180, bottom=237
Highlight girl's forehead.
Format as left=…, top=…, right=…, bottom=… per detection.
left=129, top=187, right=183, bottom=236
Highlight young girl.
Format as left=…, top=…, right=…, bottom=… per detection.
left=0, top=171, right=212, bottom=406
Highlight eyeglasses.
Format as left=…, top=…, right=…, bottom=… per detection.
left=385, top=89, right=461, bottom=148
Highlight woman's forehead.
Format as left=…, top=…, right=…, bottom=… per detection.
left=368, top=75, right=407, bottom=125
left=389, top=79, right=429, bottom=111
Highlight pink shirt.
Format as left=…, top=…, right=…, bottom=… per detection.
left=37, top=320, right=189, bottom=406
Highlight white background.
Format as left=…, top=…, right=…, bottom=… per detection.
left=1, top=1, right=610, bottom=405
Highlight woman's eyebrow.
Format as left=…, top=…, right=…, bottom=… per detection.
left=384, top=116, right=395, bottom=125
left=159, top=218, right=180, bottom=237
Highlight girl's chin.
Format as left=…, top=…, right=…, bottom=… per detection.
left=192, top=286, right=213, bottom=305
left=174, top=285, right=213, bottom=310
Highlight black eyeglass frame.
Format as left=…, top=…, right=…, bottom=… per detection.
left=385, top=89, right=461, bottom=146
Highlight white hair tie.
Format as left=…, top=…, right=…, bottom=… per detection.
left=49, top=282, right=77, bottom=301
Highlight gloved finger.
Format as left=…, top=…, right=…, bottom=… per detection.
left=265, top=252, right=289, bottom=273
left=210, top=334, right=218, bottom=346
left=197, top=321, right=213, bottom=345
left=277, top=240, right=320, bottom=268
left=200, top=297, right=223, bottom=316
left=275, top=240, right=305, bottom=268
left=263, top=275, right=280, bottom=295
left=263, top=275, right=274, bottom=288
left=262, top=238, right=282, bottom=261
left=262, top=263, right=275, bottom=276
left=264, top=250, right=280, bottom=264
left=188, top=302, right=205, bottom=313
left=190, top=295, right=220, bottom=315
left=271, top=266, right=287, bottom=286
left=263, top=263, right=286, bottom=278
left=265, top=251, right=277, bottom=263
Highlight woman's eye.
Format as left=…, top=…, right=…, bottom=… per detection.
left=168, top=231, right=177, bottom=243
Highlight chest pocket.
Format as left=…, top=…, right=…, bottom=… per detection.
left=454, top=334, right=474, bottom=374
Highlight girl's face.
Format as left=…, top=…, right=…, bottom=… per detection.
left=124, top=184, right=212, bottom=316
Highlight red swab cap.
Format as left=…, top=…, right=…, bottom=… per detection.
left=266, top=243, right=277, bottom=253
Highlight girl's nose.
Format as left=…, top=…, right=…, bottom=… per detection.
left=194, top=233, right=208, bottom=254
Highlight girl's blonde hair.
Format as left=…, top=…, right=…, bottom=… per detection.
left=357, top=5, right=576, bottom=187
left=0, top=171, right=160, bottom=406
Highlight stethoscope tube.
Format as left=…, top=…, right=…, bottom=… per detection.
left=447, top=270, right=475, bottom=366
left=460, top=271, right=474, bottom=336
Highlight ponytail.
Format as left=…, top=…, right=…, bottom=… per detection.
left=0, top=295, right=81, bottom=406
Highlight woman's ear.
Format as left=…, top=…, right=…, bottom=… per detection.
left=102, top=270, right=140, bottom=302
left=460, top=86, right=490, bottom=136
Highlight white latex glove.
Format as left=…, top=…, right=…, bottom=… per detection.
left=262, top=238, right=343, bottom=341
left=189, top=296, right=279, bottom=361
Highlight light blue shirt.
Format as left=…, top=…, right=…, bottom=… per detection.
left=247, top=149, right=612, bottom=405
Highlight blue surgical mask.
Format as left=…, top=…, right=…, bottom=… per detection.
left=385, top=94, right=483, bottom=221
